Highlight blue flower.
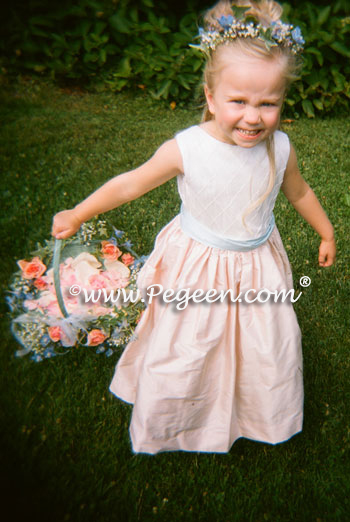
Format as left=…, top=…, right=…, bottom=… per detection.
left=132, top=254, right=149, bottom=269
left=131, top=258, right=142, bottom=269
left=113, top=227, right=124, bottom=239
left=96, top=345, right=105, bottom=354
left=271, top=22, right=282, bottom=38
left=122, top=240, right=133, bottom=250
left=44, top=347, right=56, bottom=358
left=217, top=15, right=234, bottom=30
left=5, top=295, right=15, bottom=312
left=106, top=236, right=117, bottom=245
left=105, top=348, right=114, bottom=357
left=31, top=353, right=43, bottom=362
left=291, top=26, right=305, bottom=45
left=40, top=335, right=50, bottom=347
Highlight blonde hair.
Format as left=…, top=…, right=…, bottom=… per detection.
left=201, top=1, right=301, bottom=227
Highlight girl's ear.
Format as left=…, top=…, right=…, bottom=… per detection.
left=204, top=84, right=215, bottom=115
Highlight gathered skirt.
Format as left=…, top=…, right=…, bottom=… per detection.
left=109, top=215, right=303, bottom=454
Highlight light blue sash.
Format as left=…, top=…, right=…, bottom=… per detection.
left=180, top=204, right=275, bottom=252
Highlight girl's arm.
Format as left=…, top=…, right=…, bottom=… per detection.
left=281, top=144, right=336, bottom=267
left=52, top=139, right=183, bottom=239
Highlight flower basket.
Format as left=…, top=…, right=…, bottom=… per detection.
left=7, top=220, right=147, bottom=362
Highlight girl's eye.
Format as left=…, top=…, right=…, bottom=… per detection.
left=230, top=100, right=245, bottom=105
left=262, top=102, right=276, bottom=107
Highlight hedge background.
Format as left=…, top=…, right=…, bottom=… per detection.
left=1, top=0, right=350, bottom=116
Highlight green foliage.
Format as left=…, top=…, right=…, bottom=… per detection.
left=1, top=0, right=350, bottom=115
left=1, top=0, right=155, bottom=79
left=105, top=12, right=203, bottom=103
left=283, top=1, right=350, bottom=117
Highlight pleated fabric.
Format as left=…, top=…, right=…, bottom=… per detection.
left=109, top=216, right=303, bottom=454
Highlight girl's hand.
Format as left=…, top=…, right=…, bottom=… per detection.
left=318, top=237, right=336, bottom=267
left=52, top=209, right=83, bottom=239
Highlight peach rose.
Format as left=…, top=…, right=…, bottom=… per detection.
left=17, top=257, right=46, bottom=280
left=121, top=253, right=135, bottom=266
left=87, top=329, right=107, bottom=346
left=48, top=326, right=62, bottom=342
left=33, top=277, right=48, bottom=290
left=101, top=241, right=122, bottom=260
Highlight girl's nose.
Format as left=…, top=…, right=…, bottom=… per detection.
left=244, top=106, right=261, bottom=125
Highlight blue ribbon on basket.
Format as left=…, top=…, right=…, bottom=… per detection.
left=53, top=239, right=69, bottom=318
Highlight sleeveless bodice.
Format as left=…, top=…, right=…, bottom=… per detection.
left=175, top=126, right=290, bottom=241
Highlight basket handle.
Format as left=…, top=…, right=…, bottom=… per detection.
left=53, top=239, right=69, bottom=318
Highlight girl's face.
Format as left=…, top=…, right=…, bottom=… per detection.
left=204, top=49, right=286, bottom=148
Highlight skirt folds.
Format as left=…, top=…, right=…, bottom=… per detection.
left=109, top=215, right=303, bottom=454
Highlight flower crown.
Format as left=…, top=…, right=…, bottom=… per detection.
left=191, top=7, right=304, bottom=56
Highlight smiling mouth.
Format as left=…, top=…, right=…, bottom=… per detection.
left=236, top=128, right=262, bottom=136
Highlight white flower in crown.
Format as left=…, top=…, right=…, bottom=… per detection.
left=190, top=11, right=304, bottom=56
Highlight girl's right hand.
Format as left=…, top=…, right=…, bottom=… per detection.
left=51, top=209, right=83, bottom=239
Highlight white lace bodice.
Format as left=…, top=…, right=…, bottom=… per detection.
left=175, top=126, right=290, bottom=240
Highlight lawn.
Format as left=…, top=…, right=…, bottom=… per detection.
left=0, top=77, right=349, bottom=522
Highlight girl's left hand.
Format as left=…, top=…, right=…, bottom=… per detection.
left=318, top=238, right=336, bottom=267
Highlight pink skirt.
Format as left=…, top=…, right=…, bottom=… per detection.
left=109, top=215, right=303, bottom=454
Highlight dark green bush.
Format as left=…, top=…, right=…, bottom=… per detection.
left=104, top=11, right=203, bottom=103
left=1, top=0, right=162, bottom=79
left=1, top=0, right=349, bottom=116
left=283, top=1, right=350, bottom=117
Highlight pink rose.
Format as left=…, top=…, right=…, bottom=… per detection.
left=33, top=277, right=48, bottom=290
left=24, top=299, right=38, bottom=311
left=17, top=257, right=46, bottom=280
left=88, top=274, right=108, bottom=290
left=121, top=253, right=135, bottom=266
left=48, top=326, right=62, bottom=342
left=87, top=329, right=107, bottom=346
left=101, top=241, right=122, bottom=260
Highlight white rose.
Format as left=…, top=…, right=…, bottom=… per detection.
left=103, top=259, right=130, bottom=278
left=71, top=253, right=102, bottom=285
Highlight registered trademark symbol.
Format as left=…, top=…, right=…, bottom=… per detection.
left=299, top=276, right=311, bottom=287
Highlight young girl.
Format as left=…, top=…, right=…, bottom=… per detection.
left=52, top=0, right=336, bottom=454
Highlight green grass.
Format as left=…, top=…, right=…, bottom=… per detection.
left=0, top=77, right=349, bottom=522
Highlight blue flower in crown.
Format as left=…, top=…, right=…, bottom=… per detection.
left=291, top=26, right=305, bottom=46
left=270, top=20, right=285, bottom=40
left=217, top=15, right=234, bottom=30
